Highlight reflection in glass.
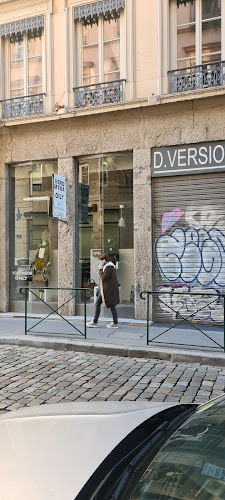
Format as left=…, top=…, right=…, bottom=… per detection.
left=177, top=1, right=195, bottom=25
left=83, top=24, right=98, bottom=45
left=202, top=19, right=221, bottom=63
left=83, top=75, right=99, bottom=86
left=177, top=58, right=196, bottom=70
left=130, top=396, right=225, bottom=500
left=83, top=24, right=99, bottom=85
left=83, top=46, right=99, bottom=83
left=10, top=89, right=25, bottom=98
left=10, top=40, right=24, bottom=96
left=104, top=72, right=120, bottom=82
left=177, top=26, right=196, bottom=68
left=10, top=35, right=42, bottom=98
left=202, top=0, right=221, bottom=20
left=82, top=18, right=120, bottom=85
left=103, top=18, right=120, bottom=41
left=176, top=0, right=222, bottom=70
left=202, top=55, right=221, bottom=65
left=78, top=154, right=134, bottom=312
left=104, top=19, right=120, bottom=80
left=28, top=36, right=42, bottom=57
left=28, top=37, right=42, bottom=93
left=10, top=61, right=24, bottom=93
left=28, top=86, right=43, bottom=95
left=9, top=162, right=58, bottom=308
left=104, top=40, right=120, bottom=75
left=177, top=2, right=196, bottom=68
left=10, top=40, right=24, bottom=60
left=28, top=57, right=42, bottom=88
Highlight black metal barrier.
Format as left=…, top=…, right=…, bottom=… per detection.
left=20, top=287, right=93, bottom=338
left=140, top=290, right=225, bottom=352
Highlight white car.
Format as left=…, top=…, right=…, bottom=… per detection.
left=0, top=396, right=224, bottom=500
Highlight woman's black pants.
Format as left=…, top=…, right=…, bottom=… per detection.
left=94, top=293, right=118, bottom=324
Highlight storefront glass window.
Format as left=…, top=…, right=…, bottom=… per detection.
left=78, top=153, right=134, bottom=316
left=9, top=162, right=58, bottom=309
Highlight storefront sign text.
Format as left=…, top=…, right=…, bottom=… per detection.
left=79, top=183, right=89, bottom=223
left=152, top=141, right=225, bottom=176
left=53, top=174, right=67, bottom=221
left=12, top=270, right=32, bottom=281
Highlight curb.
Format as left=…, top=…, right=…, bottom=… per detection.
left=0, top=336, right=225, bottom=367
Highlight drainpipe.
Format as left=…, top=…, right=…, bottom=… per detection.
left=64, top=2, right=69, bottom=108
left=46, top=4, right=54, bottom=113
left=157, top=0, right=162, bottom=96
left=130, top=0, right=136, bottom=100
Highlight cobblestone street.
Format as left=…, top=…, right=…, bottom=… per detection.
left=0, top=345, right=224, bottom=412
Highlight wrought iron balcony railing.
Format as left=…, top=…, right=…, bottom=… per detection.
left=1, top=93, right=45, bottom=119
left=168, top=61, right=225, bottom=94
left=73, top=79, right=126, bottom=108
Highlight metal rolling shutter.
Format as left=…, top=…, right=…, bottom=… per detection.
left=153, top=172, right=225, bottom=325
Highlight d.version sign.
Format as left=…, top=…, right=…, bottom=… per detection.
left=53, top=174, right=67, bottom=221
left=152, top=141, right=225, bottom=177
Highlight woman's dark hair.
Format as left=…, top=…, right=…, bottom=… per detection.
left=98, top=253, right=110, bottom=262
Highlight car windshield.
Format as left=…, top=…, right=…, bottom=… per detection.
left=129, top=395, right=225, bottom=500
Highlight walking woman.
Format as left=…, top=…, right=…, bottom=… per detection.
left=87, top=253, right=120, bottom=328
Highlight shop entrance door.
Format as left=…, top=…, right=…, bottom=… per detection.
left=77, top=153, right=134, bottom=319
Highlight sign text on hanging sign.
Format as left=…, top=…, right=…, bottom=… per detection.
left=52, top=174, right=67, bottom=221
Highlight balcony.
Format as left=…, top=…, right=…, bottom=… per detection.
left=168, top=61, right=225, bottom=94
left=1, top=93, right=45, bottom=119
left=73, top=79, right=126, bottom=108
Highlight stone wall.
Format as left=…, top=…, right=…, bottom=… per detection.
left=1, top=95, right=225, bottom=317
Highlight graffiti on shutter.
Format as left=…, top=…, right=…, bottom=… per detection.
left=153, top=173, right=225, bottom=324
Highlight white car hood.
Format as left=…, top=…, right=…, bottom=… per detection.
left=0, top=401, right=177, bottom=500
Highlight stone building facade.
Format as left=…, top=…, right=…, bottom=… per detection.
left=0, top=0, right=225, bottom=325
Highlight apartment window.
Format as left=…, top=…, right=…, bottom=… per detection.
left=83, top=17, right=120, bottom=85
left=202, top=0, right=221, bottom=64
left=10, top=33, right=42, bottom=98
left=74, top=0, right=124, bottom=86
left=79, top=164, right=89, bottom=185
left=1, top=16, right=44, bottom=99
left=174, top=0, right=221, bottom=69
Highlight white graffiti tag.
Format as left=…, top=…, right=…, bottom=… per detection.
left=155, top=227, right=225, bottom=287
left=157, top=285, right=224, bottom=323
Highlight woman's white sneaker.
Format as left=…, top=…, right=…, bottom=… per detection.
left=107, top=322, right=119, bottom=328
left=87, top=321, right=98, bottom=328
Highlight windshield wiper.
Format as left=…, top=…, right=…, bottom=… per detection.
left=88, top=421, right=169, bottom=500
left=111, top=406, right=195, bottom=500
left=111, top=422, right=168, bottom=500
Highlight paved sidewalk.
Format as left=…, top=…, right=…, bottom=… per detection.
left=0, top=313, right=224, bottom=367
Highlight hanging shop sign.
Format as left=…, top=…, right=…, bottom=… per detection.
left=53, top=174, right=67, bottom=221
left=152, top=141, right=225, bottom=177
left=78, top=183, right=89, bottom=223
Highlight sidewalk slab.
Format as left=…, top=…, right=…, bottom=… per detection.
left=0, top=315, right=224, bottom=367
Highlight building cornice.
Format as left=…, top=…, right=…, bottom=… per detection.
left=2, top=87, right=225, bottom=127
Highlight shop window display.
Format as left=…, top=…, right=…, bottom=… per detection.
left=9, top=162, right=58, bottom=310
left=78, top=153, right=134, bottom=316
